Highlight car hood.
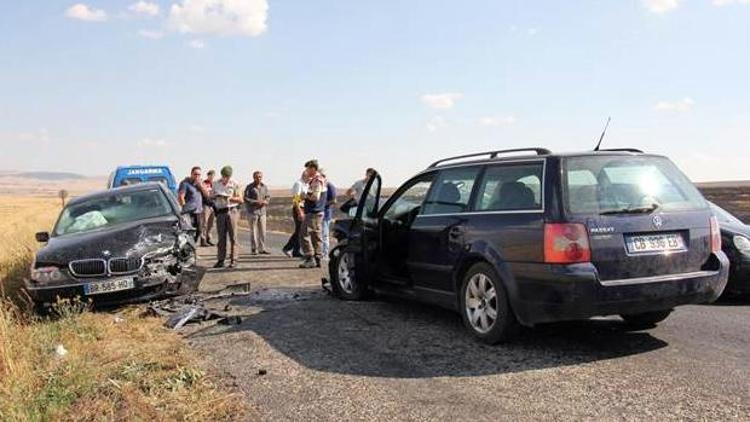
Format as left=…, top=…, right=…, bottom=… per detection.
left=720, top=221, right=750, bottom=238
left=36, top=216, right=181, bottom=265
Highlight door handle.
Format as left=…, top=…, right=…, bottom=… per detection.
left=448, top=226, right=464, bottom=239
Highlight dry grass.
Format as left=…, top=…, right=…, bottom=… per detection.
left=0, top=196, right=248, bottom=421
left=0, top=196, right=62, bottom=303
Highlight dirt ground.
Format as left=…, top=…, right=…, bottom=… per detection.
left=178, top=231, right=750, bottom=421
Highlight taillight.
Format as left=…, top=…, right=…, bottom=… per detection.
left=544, top=223, right=591, bottom=264
left=710, top=216, right=722, bottom=253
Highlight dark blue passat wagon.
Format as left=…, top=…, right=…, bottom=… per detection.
left=329, top=148, right=729, bottom=344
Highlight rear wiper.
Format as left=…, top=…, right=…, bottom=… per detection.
left=600, top=204, right=660, bottom=215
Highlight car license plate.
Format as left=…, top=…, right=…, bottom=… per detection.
left=83, top=278, right=135, bottom=295
left=625, top=233, right=685, bottom=254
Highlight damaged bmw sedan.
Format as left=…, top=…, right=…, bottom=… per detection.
left=27, top=182, right=205, bottom=307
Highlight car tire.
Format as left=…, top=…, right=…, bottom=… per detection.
left=329, top=247, right=368, bottom=300
left=459, top=262, right=519, bottom=344
left=620, top=309, right=672, bottom=329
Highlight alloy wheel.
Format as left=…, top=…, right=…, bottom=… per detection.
left=464, top=273, right=498, bottom=334
left=337, top=252, right=355, bottom=294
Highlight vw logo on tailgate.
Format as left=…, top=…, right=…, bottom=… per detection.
left=652, top=215, right=664, bottom=229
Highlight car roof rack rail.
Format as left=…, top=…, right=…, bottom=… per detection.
left=596, top=148, right=644, bottom=153
left=428, top=147, right=551, bottom=168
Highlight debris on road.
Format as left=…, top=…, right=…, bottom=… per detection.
left=218, top=315, right=243, bottom=325
left=147, top=283, right=252, bottom=330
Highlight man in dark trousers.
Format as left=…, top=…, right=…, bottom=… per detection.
left=320, top=168, right=337, bottom=257
left=178, top=166, right=208, bottom=242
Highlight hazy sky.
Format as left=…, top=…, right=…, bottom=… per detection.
left=1, top=0, right=749, bottom=188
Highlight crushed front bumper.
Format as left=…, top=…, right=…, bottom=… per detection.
left=25, top=267, right=205, bottom=305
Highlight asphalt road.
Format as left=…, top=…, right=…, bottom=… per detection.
left=185, top=228, right=750, bottom=421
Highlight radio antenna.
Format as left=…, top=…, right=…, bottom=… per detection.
left=593, top=116, right=611, bottom=151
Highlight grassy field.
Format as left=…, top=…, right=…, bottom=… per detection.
left=699, top=186, right=750, bottom=223
left=0, top=196, right=246, bottom=421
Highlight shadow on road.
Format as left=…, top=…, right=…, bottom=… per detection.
left=704, top=293, right=750, bottom=307
left=191, top=287, right=668, bottom=379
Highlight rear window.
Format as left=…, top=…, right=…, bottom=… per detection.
left=120, top=177, right=142, bottom=186
left=564, top=155, right=707, bottom=214
left=148, top=176, right=169, bottom=186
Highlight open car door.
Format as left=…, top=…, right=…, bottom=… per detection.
left=329, top=173, right=382, bottom=299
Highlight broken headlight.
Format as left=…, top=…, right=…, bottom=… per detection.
left=31, top=266, right=66, bottom=283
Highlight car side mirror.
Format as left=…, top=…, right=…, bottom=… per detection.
left=35, top=232, right=50, bottom=242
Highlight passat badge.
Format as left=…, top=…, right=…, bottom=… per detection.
left=652, top=215, right=664, bottom=229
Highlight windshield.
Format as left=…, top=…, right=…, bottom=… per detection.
left=53, top=188, right=173, bottom=236
left=564, top=155, right=707, bottom=215
left=710, top=202, right=744, bottom=226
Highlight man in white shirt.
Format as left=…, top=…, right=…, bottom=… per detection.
left=212, top=165, right=243, bottom=268
left=282, top=172, right=308, bottom=257
left=346, top=167, right=376, bottom=201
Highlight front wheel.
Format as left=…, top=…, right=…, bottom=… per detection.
left=329, top=248, right=368, bottom=300
left=620, top=309, right=672, bottom=329
left=459, top=262, right=519, bottom=344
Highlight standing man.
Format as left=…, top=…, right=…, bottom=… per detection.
left=243, top=171, right=271, bottom=255
left=212, top=166, right=242, bottom=268
left=178, top=166, right=207, bottom=242
left=201, top=169, right=216, bottom=246
left=282, top=171, right=307, bottom=258
left=299, top=160, right=327, bottom=268
left=320, top=169, right=337, bottom=257
left=346, top=167, right=376, bottom=201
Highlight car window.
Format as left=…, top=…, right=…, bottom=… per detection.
left=148, top=176, right=169, bottom=186
left=382, top=175, right=434, bottom=222
left=564, top=156, right=707, bottom=214
left=474, top=163, right=543, bottom=211
left=422, top=167, right=480, bottom=215
left=120, top=177, right=142, bottom=186
left=54, top=189, right=173, bottom=236
left=361, top=176, right=381, bottom=220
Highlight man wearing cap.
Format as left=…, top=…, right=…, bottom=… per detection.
left=212, top=166, right=242, bottom=268
left=299, top=159, right=328, bottom=268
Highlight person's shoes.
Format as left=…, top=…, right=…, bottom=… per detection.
left=213, top=261, right=225, bottom=268
left=228, top=261, right=236, bottom=268
left=200, top=241, right=209, bottom=247
left=282, top=248, right=293, bottom=257
left=299, top=258, right=317, bottom=269
left=315, top=257, right=322, bottom=268
left=260, top=250, right=271, bottom=255
left=292, top=251, right=304, bottom=258
left=206, top=240, right=215, bottom=246
left=250, top=251, right=258, bottom=256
